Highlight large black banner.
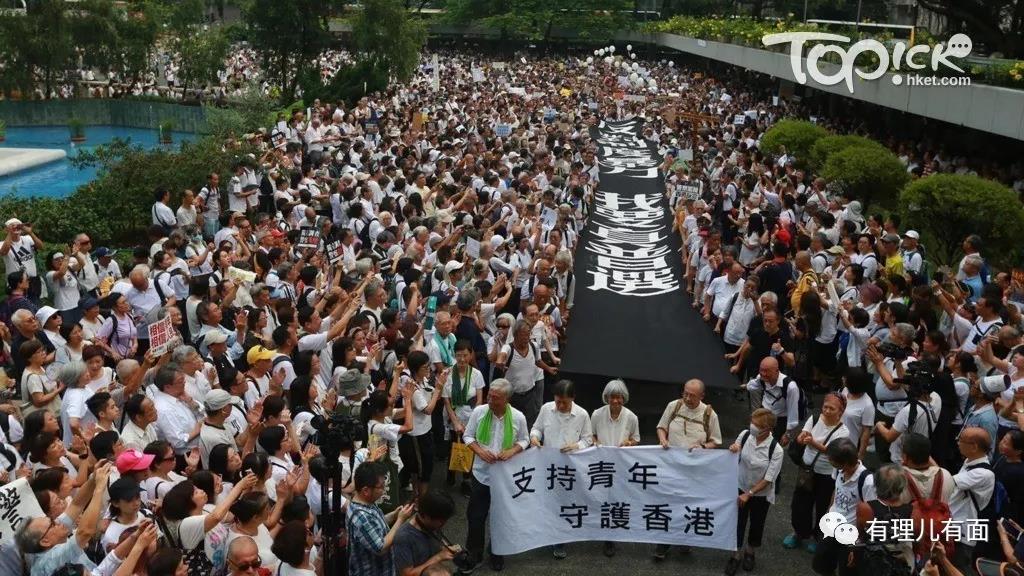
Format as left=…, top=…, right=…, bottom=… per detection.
left=561, top=119, right=732, bottom=386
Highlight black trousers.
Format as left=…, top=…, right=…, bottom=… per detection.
left=736, top=492, right=771, bottom=548
left=466, top=477, right=500, bottom=560
left=791, top=472, right=835, bottom=540
left=812, top=536, right=856, bottom=576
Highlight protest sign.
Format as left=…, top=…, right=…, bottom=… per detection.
left=0, top=478, right=43, bottom=543
left=489, top=446, right=738, bottom=554
left=226, top=266, right=256, bottom=285
left=324, top=240, right=343, bottom=265
left=148, top=315, right=181, bottom=357
left=472, top=68, right=485, bottom=82
left=298, top=226, right=320, bottom=249
left=678, top=182, right=703, bottom=201
left=466, top=237, right=481, bottom=260
left=733, top=114, right=746, bottom=125
left=495, top=124, right=513, bottom=138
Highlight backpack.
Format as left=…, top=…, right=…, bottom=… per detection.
left=904, top=469, right=955, bottom=559
left=860, top=500, right=915, bottom=576
left=670, top=401, right=717, bottom=443
left=965, top=462, right=1007, bottom=520
left=738, top=429, right=778, bottom=467
left=357, top=216, right=378, bottom=249
left=763, top=376, right=809, bottom=423
left=157, top=516, right=215, bottom=576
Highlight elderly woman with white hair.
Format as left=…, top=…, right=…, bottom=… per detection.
left=486, top=313, right=516, bottom=379
left=591, top=379, right=640, bottom=448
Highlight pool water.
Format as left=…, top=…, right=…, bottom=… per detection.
left=0, top=126, right=197, bottom=198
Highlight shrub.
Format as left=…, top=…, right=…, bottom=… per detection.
left=758, top=119, right=829, bottom=164
left=822, top=145, right=908, bottom=212
left=0, top=136, right=256, bottom=245
left=899, top=174, right=1024, bottom=268
left=808, top=134, right=882, bottom=172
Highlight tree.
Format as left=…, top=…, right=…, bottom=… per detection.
left=178, top=29, right=230, bottom=90
left=808, top=134, right=882, bottom=172
left=900, top=174, right=1024, bottom=267
left=351, top=0, right=426, bottom=83
left=245, top=0, right=332, bottom=103
left=443, top=0, right=632, bottom=43
left=821, top=145, right=909, bottom=212
left=0, top=0, right=74, bottom=98
left=915, top=0, right=1022, bottom=58
left=757, top=120, right=829, bottom=164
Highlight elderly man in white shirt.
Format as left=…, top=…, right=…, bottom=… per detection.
left=151, top=365, right=202, bottom=458
left=463, top=379, right=530, bottom=573
left=949, top=426, right=996, bottom=573
left=529, top=379, right=593, bottom=560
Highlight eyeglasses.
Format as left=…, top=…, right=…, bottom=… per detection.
left=229, top=558, right=261, bottom=572
left=40, top=518, right=57, bottom=541
left=497, top=324, right=510, bottom=329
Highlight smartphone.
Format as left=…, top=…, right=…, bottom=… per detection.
left=1002, top=517, right=1023, bottom=542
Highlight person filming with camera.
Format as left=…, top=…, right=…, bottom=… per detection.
left=866, top=322, right=918, bottom=462
left=393, top=489, right=462, bottom=576
left=873, top=352, right=943, bottom=463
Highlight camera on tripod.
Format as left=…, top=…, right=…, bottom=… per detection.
left=308, top=412, right=366, bottom=460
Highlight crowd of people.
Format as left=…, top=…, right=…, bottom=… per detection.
left=0, top=49, right=1023, bottom=576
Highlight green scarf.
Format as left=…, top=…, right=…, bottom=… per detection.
left=451, top=365, right=474, bottom=408
left=434, top=332, right=456, bottom=366
left=477, top=407, right=514, bottom=450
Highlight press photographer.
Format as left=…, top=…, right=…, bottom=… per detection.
left=867, top=323, right=920, bottom=462
left=874, top=354, right=943, bottom=464
left=393, top=489, right=465, bottom=576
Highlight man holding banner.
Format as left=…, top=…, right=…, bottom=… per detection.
left=462, top=378, right=530, bottom=573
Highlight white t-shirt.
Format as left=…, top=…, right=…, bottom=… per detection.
left=800, top=418, right=850, bottom=475
left=410, top=383, right=436, bottom=437
left=142, top=472, right=186, bottom=501
left=841, top=393, right=875, bottom=449
left=61, top=387, right=95, bottom=445
left=47, top=270, right=80, bottom=311
left=101, top=514, right=144, bottom=550
left=367, top=419, right=403, bottom=470
left=441, top=366, right=485, bottom=426
left=226, top=526, right=278, bottom=568
left=590, top=405, right=640, bottom=447
left=890, top=393, right=942, bottom=462
left=3, top=236, right=38, bottom=277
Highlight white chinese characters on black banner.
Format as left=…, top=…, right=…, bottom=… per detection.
left=585, top=120, right=678, bottom=297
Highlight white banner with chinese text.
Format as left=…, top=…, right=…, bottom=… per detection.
left=488, top=446, right=738, bottom=554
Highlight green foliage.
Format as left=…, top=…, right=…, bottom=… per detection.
left=0, top=137, right=254, bottom=245
left=245, top=0, right=332, bottom=103
left=443, top=0, right=632, bottom=42
left=900, top=174, right=1024, bottom=267
left=351, top=0, right=426, bottom=83
left=757, top=120, right=828, bottom=162
left=0, top=0, right=161, bottom=97
left=300, top=60, right=390, bottom=106
left=0, top=118, right=6, bottom=136
left=177, top=29, right=231, bottom=90
left=808, top=134, right=882, bottom=172
left=68, top=118, right=85, bottom=139
left=822, top=145, right=909, bottom=212
left=205, top=86, right=278, bottom=139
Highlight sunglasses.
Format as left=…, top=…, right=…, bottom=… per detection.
left=230, top=559, right=261, bottom=571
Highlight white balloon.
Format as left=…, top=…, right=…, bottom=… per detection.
left=604, top=56, right=613, bottom=64
left=627, top=44, right=633, bottom=51
left=594, top=49, right=599, bottom=56
left=632, top=62, right=639, bottom=70
left=629, top=72, right=638, bottom=81
left=668, top=61, right=675, bottom=67
left=631, top=53, right=637, bottom=60
left=586, top=57, right=593, bottom=64
left=609, top=46, right=616, bottom=53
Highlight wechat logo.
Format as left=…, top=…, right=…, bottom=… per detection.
left=820, top=512, right=859, bottom=545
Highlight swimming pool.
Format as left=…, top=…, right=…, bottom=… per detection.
left=0, top=125, right=198, bottom=198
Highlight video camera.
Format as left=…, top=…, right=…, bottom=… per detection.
left=894, top=361, right=937, bottom=398
left=876, top=341, right=911, bottom=362
left=307, top=412, right=366, bottom=461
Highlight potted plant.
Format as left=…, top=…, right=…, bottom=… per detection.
left=69, top=118, right=86, bottom=143
left=0, top=119, right=6, bottom=142
left=158, top=120, right=174, bottom=144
